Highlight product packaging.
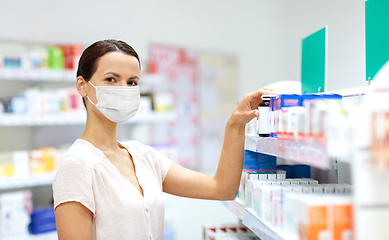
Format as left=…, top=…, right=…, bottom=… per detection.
left=288, top=106, right=305, bottom=141
left=29, top=147, right=58, bottom=174
left=302, top=94, right=321, bottom=143
left=244, top=172, right=259, bottom=205
left=293, top=164, right=311, bottom=178
left=0, top=191, right=32, bottom=239
left=297, top=195, right=331, bottom=240
left=276, top=94, right=302, bottom=140
left=60, top=44, right=83, bottom=70
left=29, top=207, right=56, bottom=234
left=277, top=164, right=293, bottom=178
left=0, top=152, right=15, bottom=178
left=48, top=47, right=64, bottom=70
left=245, top=117, right=257, bottom=136
left=10, top=95, right=27, bottom=114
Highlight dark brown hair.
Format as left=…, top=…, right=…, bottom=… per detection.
left=77, top=39, right=140, bottom=108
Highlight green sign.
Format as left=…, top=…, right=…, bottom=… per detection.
left=301, top=26, right=327, bottom=94
left=366, top=0, right=389, bottom=81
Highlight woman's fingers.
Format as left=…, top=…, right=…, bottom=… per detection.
left=246, top=89, right=277, bottom=110
left=230, top=88, right=278, bottom=126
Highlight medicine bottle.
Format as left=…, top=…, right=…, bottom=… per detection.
left=258, top=95, right=271, bottom=137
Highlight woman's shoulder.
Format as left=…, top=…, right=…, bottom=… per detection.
left=120, top=140, right=154, bottom=157
left=59, top=139, right=105, bottom=169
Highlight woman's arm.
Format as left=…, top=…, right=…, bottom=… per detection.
left=163, top=88, right=275, bottom=200
left=55, top=202, right=93, bottom=240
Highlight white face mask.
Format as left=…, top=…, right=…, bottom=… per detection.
left=87, top=81, right=140, bottom=123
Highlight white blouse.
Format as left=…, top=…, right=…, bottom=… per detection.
left=53, top=139, right=173, bottom=240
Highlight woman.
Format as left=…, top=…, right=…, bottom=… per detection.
left=53, top=39, right=274, bottom=240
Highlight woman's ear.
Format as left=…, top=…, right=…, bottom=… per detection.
left=76, top=76, right=87, bottom=97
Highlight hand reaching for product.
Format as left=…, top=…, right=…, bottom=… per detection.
left=229, top=88, right=277, bottom=126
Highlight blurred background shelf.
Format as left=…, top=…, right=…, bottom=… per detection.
left=0, top=172, right=55, bottom=190
left=27, top=231, right=58, bottom=240
left=0, top=69, right=75, bottom=82
left=0, top=111, right=176, bottom=126
left=221, top=199, right=295, bottom=240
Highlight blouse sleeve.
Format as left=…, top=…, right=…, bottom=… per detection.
left=148, top=147, right=173, bottom=183
left=52, top=155, right=95, bottom=215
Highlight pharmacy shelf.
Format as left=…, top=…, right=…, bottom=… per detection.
left=221, top=199, right=295, bottom=240
left=245, top=135, right=330, bottom=169
left=0, top=69, right=75, bottom=82
left=324, top=85, right=370, bottom=98
left=0, top=111, right=176, bottom=126
left=4, top=231, right=58, bottom=240
left=27, top=231, right=57, bottom=240
left=0, top=172, right=55, bottom=190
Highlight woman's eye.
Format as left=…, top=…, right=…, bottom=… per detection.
left=127, top=81, right=138, bottom=86
left=105, top=77, right=115, bottom=83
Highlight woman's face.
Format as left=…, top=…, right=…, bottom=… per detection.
left=85, top=51, right=140, bottom=103
left=84, top=51, right=140, bottom=119
left=90, top=51, right=140, bottom=87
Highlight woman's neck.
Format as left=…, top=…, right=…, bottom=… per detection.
left=80, top=111, right=120, bottom=152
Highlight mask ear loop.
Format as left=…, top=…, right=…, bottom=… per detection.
left=87, top=81, right=98, bottom=106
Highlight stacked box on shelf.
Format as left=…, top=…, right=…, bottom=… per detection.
left=243, top=177, right=353, bottom=240
left=0, top=44, right=82, bottom=71
left=276, top=94, right=302, bottom=141
left=243, top=169, right=286, bottom=207
left=203, top=223, right=260, bottom=240
left=246, top=93, right=349, bottom=145
left=29, top=207, right=56, bottom=234
left=0, top=147, right=64, bottom=181
left=300, top=94, right=322, bottom=143
left=0, top=191, right=32, bottom=239
left=238, top=150, right=277, bottom=203
left=284, top=194, right=353, bottom=240
left=0, top=87, right=84, bottom=116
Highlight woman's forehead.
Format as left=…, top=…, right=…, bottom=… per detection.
left=95, top=52, right=140, bottom=72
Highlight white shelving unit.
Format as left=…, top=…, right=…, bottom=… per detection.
left=3, top=231, right=58, bottom=240
left=221, top=135, right=325, bottom=240
left=223, top=87, right=369, bottom=240
left=222, top=136, right=342, bottom=240
left=221, top=199, right=295, bottom=240
left=222, top=135, right=307, bottom=240
left=0, top=173, right=55, bottom=191
left=27, top=231, right=58, bottom=240
left=0, top=69, right=75, bottom=82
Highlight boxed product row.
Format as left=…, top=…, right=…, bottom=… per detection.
left=0, top=87, right=167, bottom=117
left=0, top=87, right=84, bottom=115
left=238, top=164, right=312, bottom=204
left=203, top=224, right=259, bottom=240
left=244, top=178, right=353, bottom=240
left=283, top=194, right=352, bottom=240
left=246, top=94, right=356, bottom=145
left=0, top=147, right=64, bottom=178
left=238, top=169, right=286, bottom=205
left=0, top=190, right=56, bottom=239
left=0, top=44, right=83, bottom=70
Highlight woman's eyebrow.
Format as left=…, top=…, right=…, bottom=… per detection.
left=104, top=71, right=120, bottom=77
left=104, top=72, right=139, bottom=80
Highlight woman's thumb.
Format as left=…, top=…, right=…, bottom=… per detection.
left=250, top=110, right=259, bottom=118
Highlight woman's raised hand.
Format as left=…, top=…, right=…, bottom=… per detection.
left=228, top=88, right=277, bottom=127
